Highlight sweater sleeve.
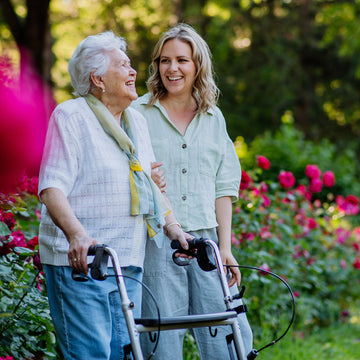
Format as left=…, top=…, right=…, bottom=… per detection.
left=38, top=105, right=80, bottom=197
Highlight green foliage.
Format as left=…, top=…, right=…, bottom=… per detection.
left=240, top=122, right=360, bottom=200
left=0, top=183, right=59, bottom=359
left=183, top=333, right=200, bottom=360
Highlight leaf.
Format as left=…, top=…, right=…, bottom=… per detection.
left=0, top=312, right=14, bottom=318
left=13, top=246, right=33, bottom=255
left=0, top=222, right=11, bottom=236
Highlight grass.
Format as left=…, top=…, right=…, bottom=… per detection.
left=255, top=321, right=360, bottom=360
left=183, top=319, right=360, bottom=360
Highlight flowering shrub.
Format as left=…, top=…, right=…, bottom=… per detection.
left=0, top=175, right=58, bottom=359
left=232, top=155, right=360, bottom=338
left=1, top=163, right=359, bottom=357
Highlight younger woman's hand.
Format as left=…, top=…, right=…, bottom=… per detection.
left=151, top=162, right=167, bottom=193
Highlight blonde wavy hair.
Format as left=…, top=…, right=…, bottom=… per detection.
left=146, top=23, right=219, bottom=113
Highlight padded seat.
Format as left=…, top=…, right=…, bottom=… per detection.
left=135, top=310, right=238, bottom=327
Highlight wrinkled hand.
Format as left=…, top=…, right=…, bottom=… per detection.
left=167, top=225, right=193, bottom=251
left=220, top=249, right=241, bottom=287
left=151, top=162, right=167, bottom=193
left=68, top=232, right=98, bottom=275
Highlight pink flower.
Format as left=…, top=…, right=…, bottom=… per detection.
left=278, top=171, right=296, bottom=189
left=252, top=188, right=260, bottom=197
left=353, top=258, right=360, bottom=270
left=33, top=253, right=42, bottom=271
left=27, top=236, right=39, bottom=250
left=305, top=164, right=321, bottom=179
left=0, top=231, right=27, bottom=256
left=335, top=228, right=351, bottom=244
left=293, top=212, right=307, bottom=226
left=260, top=226, right=272, bottom=240
left=244, top=233, right=255, bottom=242
left=240, top=170, right=252, bottom=190
left=293, top=245, right=302, bottom=259
left=35, top=209, right=42, bottom=220
left=256, top=155, right=270, bottom=170
left=16, top=173, right=29, bottom=192
left=353, top=243, right=360, bottom=252
left=27, top=176, right=39, bottom=196
left=259, top=182, right=268, bottom=193
left=323, top=171, right=335, bottom=187
left=295, top=184, right=312, bottom=201
left=309, top=178, right=322, bottom=193
left=231, top=234, right=240, bottom=246
left=261, top=195, right=271, bottom=207
left=0, top=209, right=16, bottom=231
left=353, top=227, right=360, bottom=241
left=307, top=218, right=317, bottom=230
left=293, top=291, right=299, bottom=298
left=259, top=263, right=271, bottom=276
left=336, top=195, right=359, bottom=215
left=340, top=259, right=347, bottom=269
left=10, top=230, right=26, bottom=248
left=346, top=195, right=359, bottom=205
left=307, top=258, right=316, bottom=265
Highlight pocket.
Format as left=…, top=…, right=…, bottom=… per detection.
left=198, top=139, right=222, bottom=178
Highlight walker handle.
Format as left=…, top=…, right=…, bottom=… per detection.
left=170, top=238, right=206, bottom=250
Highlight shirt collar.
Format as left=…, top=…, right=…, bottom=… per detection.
left=138, top=93, right=215, bottom=116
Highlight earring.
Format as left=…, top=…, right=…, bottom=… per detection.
left=102, top=88, right=106, bottom=93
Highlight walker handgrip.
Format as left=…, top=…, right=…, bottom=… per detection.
left=88, top=244, right=103, bottom=255
left=171, top=238, right=217, bottom=271
left=90, top=244, right=109, bottom=281
left=170, top=240, right=183, bottom=249
left=170, top=238, right=206, bottom=250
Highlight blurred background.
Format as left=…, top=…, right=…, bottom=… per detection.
left=1, top=0, right=360, bottom=144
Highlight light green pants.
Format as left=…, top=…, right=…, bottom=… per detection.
left=140, top=228, right=253, bottom=360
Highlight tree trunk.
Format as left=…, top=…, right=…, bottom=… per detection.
left=0, top=0, right=52, bottom=86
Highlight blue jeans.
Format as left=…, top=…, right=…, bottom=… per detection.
left=44, top=265, right=142, bottom=360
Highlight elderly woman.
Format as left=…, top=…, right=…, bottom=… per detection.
left=38, top=31, right=188, bottom=360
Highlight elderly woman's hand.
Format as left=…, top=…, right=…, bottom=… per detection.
left=39, top=187, right=98, bottom=275
left=151, top=162, right=167, bottom=193
left=68, top=232, right=98, bottom=275
left=166, top=223, right=193, bottom=251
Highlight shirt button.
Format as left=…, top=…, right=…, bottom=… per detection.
left=182, top=195, right=187, bottom=201
left=182, top=168, right=187, bottom=174
left=182, top=144, right=187, bottom=149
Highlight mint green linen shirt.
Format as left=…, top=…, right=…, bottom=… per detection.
left=132, top=93, right=241, bottom=232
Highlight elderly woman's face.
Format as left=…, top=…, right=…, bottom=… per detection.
left=102, top=49, right=138, bottom=103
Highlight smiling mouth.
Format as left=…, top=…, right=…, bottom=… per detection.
left=125, top=80, right=135, bottom=86
left=167, top=76, right=183, bottom=81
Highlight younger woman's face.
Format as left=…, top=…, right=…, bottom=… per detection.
left=159, top=38, right=196, bottom=97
